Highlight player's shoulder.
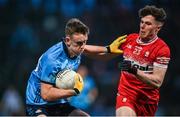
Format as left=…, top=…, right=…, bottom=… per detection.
left=127, top=33, right=139, bottom=38
left=42, top=42, right=63, bottom=61
left=120, top=33, right=138, bottom=48
left=154, top=37, right=171, bottom=57
left=156, top=37, right=170, bottom=52
left=126, top=33, right=139, bottom=41
left=157, top=37, right=169, bottom=47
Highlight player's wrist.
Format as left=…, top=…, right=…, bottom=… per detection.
left=130, top=67, right=137, bottom=75
left=105, top=46, right=111, bottom=53
left=73, top=88, right=80, bottom=95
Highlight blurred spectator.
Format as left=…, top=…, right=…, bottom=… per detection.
left=10, top=19, right=39, bottom=53
left=31, top=0, right=42, bottom=11
left=44, top=0, right=58, bottom=14
left=0, top=85, right=24, bottom=115
left=59, top=0, right=96, bottom=17
left=116, top=0, right=134, bottom=11
left=43, top=15, right=59, bottom=32
left=69, top=65, right=98, bottom=113
left=0, top=0, right=8, bottom=7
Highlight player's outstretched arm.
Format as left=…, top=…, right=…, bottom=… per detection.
left=84, top=45, right=108, bottom=54
left=84, top=35, right=127, bottom=60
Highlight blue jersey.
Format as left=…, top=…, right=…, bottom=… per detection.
left=26, top=42, right=81, bottom=105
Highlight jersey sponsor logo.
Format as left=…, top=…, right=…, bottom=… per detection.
left=126, top=60, right=153, bottom=73
left=124, top=58, right=153, bottom=72
left=132, top=63, right=153, bottom=72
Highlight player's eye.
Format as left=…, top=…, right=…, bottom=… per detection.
left=76, top=41, right=86, bottom=46
left=145, top=22, right=152, bottom=25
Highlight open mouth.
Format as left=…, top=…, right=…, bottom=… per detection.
left=141, top=31, right=145, bottom=34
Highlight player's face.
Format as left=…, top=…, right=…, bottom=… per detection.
left=139, top=15, right=161, bottom=40
left=66, top=33, right=88, bottom=57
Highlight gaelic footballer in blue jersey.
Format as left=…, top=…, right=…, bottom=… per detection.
left=26, top=18, right=90, bottom=116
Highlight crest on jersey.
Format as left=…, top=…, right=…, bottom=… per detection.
left=122, top=97, right=127, bottom=103
left=126, top=44, right=132, bottom=49
left=144, top=51, right=150, bottom=57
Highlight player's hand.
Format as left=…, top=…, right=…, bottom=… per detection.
left=73, top=73, right=84, bottom=95
left=119, top=60, right=137, bottom=75
left=106, top=35, right=127, bottom=54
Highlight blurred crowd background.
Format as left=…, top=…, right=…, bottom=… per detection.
left=0, top=0, right=180, bottom=116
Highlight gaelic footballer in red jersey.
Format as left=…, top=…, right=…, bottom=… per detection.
left=84, top=5, right=170, bottom=116
left=116, top=6, right=170, bottom=116
left=118, top=33, right=170, bottom=107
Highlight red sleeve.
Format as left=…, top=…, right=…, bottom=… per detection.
left=120, top=33, right=138, bottom=49
left=154, top=45, right=170, bottom=68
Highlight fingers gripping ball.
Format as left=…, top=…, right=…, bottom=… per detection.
left=106, top=35, right=127, bottom=54
left=73, top=73, right=84, bottom=95
left=56, top=69, right=77, bottom=89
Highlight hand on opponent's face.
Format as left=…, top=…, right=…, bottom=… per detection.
left=106, top=35, right=127, bottom=54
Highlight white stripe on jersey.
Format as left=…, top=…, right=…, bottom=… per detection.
left=154, top=62, right=168, bottom=68
left=156, top=57, right=170, bottom=64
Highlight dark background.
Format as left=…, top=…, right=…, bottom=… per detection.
left=0, top=0, right=180, bottom=115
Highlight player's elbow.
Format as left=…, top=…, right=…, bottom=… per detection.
left=152, top=83, right=161, bottom=89
left=41, top=92, right=51, bottom=101
left=41, top=92, right=57, bottom=101
left=41, top=89, right=55, bottom=101
left=152, top=79, right=162, bottom=88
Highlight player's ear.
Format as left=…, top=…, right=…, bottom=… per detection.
left=157, top=22, right=163, bottom=31
left=156, top=25, right=162, bottom=34
left=64, top=36, right=71, bottom=46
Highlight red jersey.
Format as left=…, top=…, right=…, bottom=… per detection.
left=118, top=33, right=170, bottom=104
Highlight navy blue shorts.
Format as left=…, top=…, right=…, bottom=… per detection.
left=26, top=103, right=76, bottom=116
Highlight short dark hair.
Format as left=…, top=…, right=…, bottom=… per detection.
left=65, top=18, right=89, bottom=36
left=138, top=5, right=167, bottom=23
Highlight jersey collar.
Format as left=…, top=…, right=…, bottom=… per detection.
left=136, top=36, right=158, bottom=45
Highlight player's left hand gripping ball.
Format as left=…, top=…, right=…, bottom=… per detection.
left=73, top=73, right=84, bottom=95
left=107, top=35, right=127, bottom=54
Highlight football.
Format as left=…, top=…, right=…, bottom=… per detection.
left=55, top=69, right=77, bottom=89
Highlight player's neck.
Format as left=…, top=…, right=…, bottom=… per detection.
left=140, top=35, right=158, bottom=43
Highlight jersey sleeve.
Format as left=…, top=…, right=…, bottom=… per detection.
left=39, top=55, right=58, bottom=84
left=153, top=46, right=170, bottom=68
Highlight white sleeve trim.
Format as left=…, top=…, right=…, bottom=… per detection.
left=154, top=62, right=168, bottom=68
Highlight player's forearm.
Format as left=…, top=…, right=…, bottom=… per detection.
left=84, top=45, right=108, bottom=54
left=84, top=45, right=119, bottom=60
left=41, top=86, right=75, bottom=101
left=136, top=70, right=163, bottom=88
left=84, top=52, right=118, bottom=61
